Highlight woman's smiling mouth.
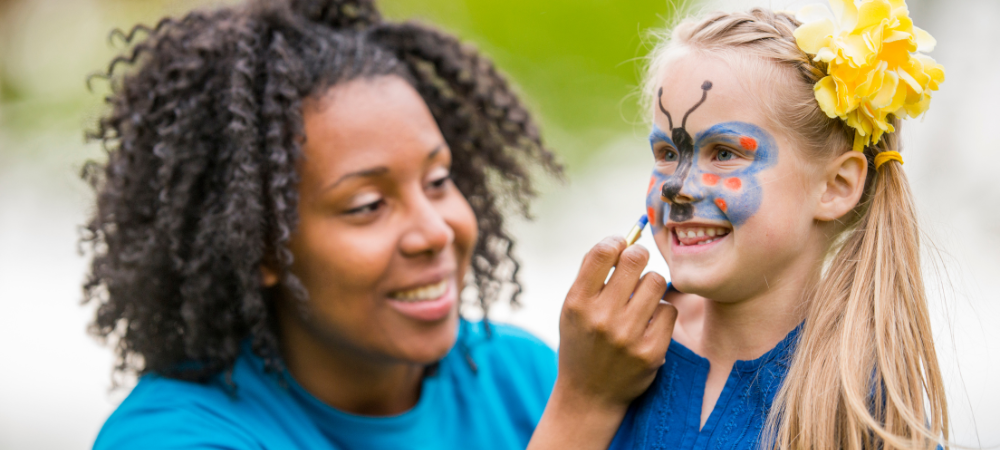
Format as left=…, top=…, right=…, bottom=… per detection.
left=387, top=278, right=456, bottom=322
left=389, top=280, right=449, bottom=301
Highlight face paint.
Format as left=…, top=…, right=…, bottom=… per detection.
left=646, top=81, right=778, bottom=231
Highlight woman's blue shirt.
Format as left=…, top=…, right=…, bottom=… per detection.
left=609, top=326, right=801, bottom=450
left=93, top=320, right=557, bottom=450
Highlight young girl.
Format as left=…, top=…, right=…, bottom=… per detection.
left=82, top=0, right=674, bottom=448
left=609, top=3, right=947, bottom=449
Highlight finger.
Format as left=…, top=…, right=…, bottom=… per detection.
left=626, top=271, right=668, bottom=323
left=604, top=244, right=650, bottom=303
left=570, top=236, right=627, bottom=298
left=642, top=302, right=678, bottom=357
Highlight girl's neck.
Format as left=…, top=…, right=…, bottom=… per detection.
left=276, top=308, right=426, bottom=416
left=673, top=257, right=818, bottom=364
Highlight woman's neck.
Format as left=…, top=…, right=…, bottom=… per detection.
left=276, top=307, right=427, bottom=416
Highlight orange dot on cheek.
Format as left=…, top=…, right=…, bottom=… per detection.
left=724, top=177, right=742, bottom=190
left=739, top=136, right=758, bottom=151
left=715, top=198, right=728, bottom=212
left=647, top=176, right=656, bottom=195
left=647, top=206, right=656, bottom=224
left=702, top=173, right=720, bottom=186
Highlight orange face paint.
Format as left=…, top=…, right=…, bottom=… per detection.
left=647, top=206, right=656, bottom=225
left=724, top=177, right=742, bottom=190
left=714, top=198, right=728, bottom=212
left=739, top=136, right=758, bottom=151
left=701, top=173, right=720, bottom=186
left=648, top=176, right=657, bottom=195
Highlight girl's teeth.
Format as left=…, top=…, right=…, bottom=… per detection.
left=675, top=227, right=732, bottom=246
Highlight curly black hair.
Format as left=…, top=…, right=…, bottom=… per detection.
left=82, top=0, right=561, bottom=383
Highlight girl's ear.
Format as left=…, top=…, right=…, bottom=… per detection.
left=815, top=151, right=867, bottom=221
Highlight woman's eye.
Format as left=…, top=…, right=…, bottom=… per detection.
left=429, top=175, right=451, bottom=189
left=717, top=149, right=734, bottom=161
left=346, top=200, right=383, bottom=215
left=427, top=170, right=452, bottom=191
left=664, top=150, right=679, bottom=162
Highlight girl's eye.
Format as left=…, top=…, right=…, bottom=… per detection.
left=346, top=199, right=384, bottom=215
left=664, top=149, right=679, bottom=162
left=717, top=149, right=734, bottom=161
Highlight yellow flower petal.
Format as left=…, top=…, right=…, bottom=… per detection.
left=795, top=0, right=943, bottom=143
left=853, top=130, right=866, bottom=152
left=914, top=26, right=937, bottom=52
left=794, top=19, right=836, bottom=54
left=897, top=67, right=923, bottom=94
left=871, top=70, right=899, bottom=109
left=831, top=0, right=859, bottom=31
left=814, top=76, right=840, bottom=118
left=840, top=34, right=873, bottom=65
left=855, top=0, right=892, bottom=32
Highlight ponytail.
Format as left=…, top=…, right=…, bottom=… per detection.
left=768, top=128, right=948, bottom=449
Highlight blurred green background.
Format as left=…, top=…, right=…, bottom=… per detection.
left=0, top=0, right=688, bottom=169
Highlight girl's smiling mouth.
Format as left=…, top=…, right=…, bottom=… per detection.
left=670, top=224, right=732, bottom=253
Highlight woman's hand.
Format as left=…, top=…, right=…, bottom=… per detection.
left=529, top=236, right=676, bottom=450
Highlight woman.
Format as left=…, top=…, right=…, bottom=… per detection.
left=83, top=0, right=674, bottom=448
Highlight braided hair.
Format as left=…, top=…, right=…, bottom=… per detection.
left=82, top=0, right=560, bottom=383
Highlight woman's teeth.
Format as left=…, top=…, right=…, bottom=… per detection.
left=675, top=226, right=731, bottom=246
left=389, top=280, right=448, bottom=302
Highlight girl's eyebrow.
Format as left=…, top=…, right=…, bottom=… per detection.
left=648, top=125, right=674, bottom=145
left=694, top=124, right=748, bottom=147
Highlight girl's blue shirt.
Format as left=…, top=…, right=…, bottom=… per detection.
left=609, top=324, right=802, bottom=450
left=93, top=320, right=557, bottom=450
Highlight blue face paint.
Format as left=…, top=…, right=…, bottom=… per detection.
left=645, top=82, right=778, bottom=232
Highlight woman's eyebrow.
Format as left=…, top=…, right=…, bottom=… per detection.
left=323, top=167, right=390, bottom=193
left=322, top=144, right=447, bottom=193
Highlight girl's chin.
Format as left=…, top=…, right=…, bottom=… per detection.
left=665, top=271, right=731, bottom=297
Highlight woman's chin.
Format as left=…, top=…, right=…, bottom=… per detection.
left=398, top=315, right=460, bottom=364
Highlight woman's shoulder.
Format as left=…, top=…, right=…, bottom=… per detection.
left=93, top=375, right=256, bottom=449
left=93, top=356, right=329, bottom=450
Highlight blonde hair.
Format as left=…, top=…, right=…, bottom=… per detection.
left=644, top=9, right=948, bottom=450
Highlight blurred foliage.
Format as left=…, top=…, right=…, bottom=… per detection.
left=0, top=0, right=691, bottom=168
left=379, top=0, right=689, bottom=167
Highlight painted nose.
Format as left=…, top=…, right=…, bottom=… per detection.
left=677, top=168, right=705, bottom=202
left=660, top=172, right=703, bottom=205
left=399, top=196, right=454, bottom=257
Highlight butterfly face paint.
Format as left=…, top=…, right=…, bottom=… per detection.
left=645, top=81, right=778, bottom=232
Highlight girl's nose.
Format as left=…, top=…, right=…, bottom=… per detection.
left=662, top=169, right=703, bottom=205
left=399, top=197, right=454, bottom=257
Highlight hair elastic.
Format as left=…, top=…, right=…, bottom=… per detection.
left=874, top=151, right=903, bottom=169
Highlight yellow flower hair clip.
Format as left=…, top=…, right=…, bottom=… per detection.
left=793, top=0, right=945, bottom=152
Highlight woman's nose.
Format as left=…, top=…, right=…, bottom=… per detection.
left=399, top=197, right=454, bottom=257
